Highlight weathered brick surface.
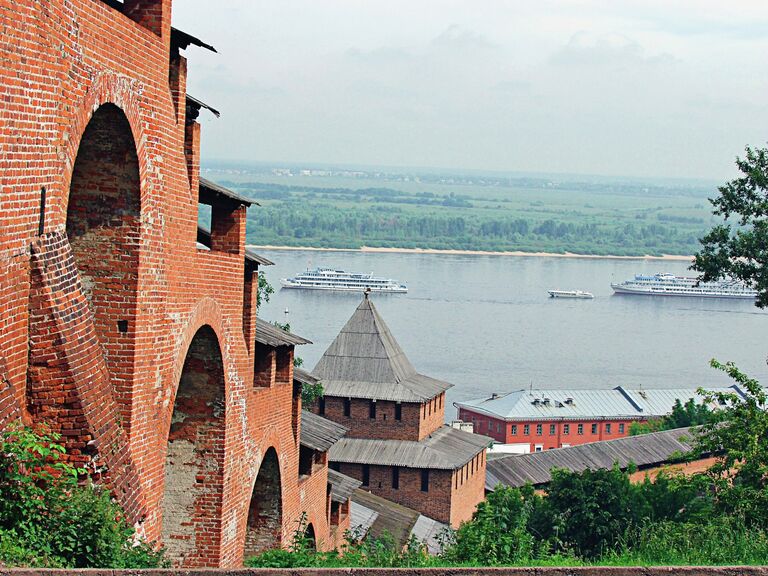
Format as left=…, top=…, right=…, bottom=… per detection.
left=0, top=0, right=336, bottom=567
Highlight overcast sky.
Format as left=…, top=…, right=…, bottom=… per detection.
left=173, top=1, right=768, bottom=181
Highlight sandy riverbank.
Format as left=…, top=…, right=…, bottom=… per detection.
left=247, top=244, right=694, bottom=261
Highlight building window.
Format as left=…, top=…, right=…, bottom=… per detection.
left=369, top=400, right=376, bottom=419
left=577, top=424, right=584, bottom=435
left=536, top=423, right=542, bottom=436
left=421, top=469, right=429, bottom=492
left=343, top=398, right=351, bottom=417
left=535, top=445, right=543, bottom=452
left=511, top=424, right=517, bottom=435
left=318, top=397, right=325, bottom=416
left=550, top=424, right=556, bottom=435
left=395, top=403, right=402, bottom=421
left=471, top=458, right=475, bottom=474
left=591, top=423, right=598, bottom=434
left=619, top=423, right=625, bottom=434
left=439, top=394, right=443, bottom=409
left=497, top=422, right=501, bottom=433
left=563, top=424, right=570, bottom=434
left=605, top=423, right=612, bottom=434
left=523, top=424, right=530, bottom=435
left=362, top=464, right=370, bottom=486
left=392, top=467, right=399, bottom=490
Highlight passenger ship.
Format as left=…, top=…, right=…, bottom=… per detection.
left=280, top=268, right=408, bottom=293
left=611, top=273, right=757, bottom=299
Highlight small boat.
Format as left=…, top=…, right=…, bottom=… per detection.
left=548, top=290, right=594, bottom=299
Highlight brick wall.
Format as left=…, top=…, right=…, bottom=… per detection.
left=459, top=409, right=642, bottom=451
left=338, top=463, right=457, bottom=526
left=0, top=0, right=334, bottom=568
left=315, top=394, right=447, bottom=442
left=449, top=450, right=486, bottom=526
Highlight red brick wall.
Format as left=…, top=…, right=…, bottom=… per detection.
left=418, top=392, right=446, bottom=440
left=314, top=394, right=447, bottom=442
left=449, top=450, right=486, bottom=526
left=338, top=463, right=457, bottom=526
left=0, top=0, right=334, bottom=568
left=458, top=409, right=643, bottom=451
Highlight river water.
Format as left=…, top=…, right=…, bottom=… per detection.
left=256, top=249, right=768, bottom=420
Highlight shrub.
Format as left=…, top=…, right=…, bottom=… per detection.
left=0, top=425, right=165, bottom=568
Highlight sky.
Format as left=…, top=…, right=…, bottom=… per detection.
left=173, top=1, right=768, bottom=181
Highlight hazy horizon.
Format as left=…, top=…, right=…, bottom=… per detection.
left=174, top=1, right=768, bottom=182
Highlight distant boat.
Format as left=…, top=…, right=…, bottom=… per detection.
left=611, top=273, right=757, bottom=299
left=548, top=290, right=594, bottom=299
left=281, top=267, right=408, bottom=293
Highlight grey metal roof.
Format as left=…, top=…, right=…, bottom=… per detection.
left=300, top=410, right=347, bottom=453
left=329, top=425, right=490, bottom=470
left=485, top=426, right=698, bottom=490
left=456, top=385, right=744, bottom=422
left=197, top=225, right=273, bottom=267
left=312, top=296, right=453, bottom=402
left=327, top=469, right=361, bottom=503
left=255, top=318, right=311, bottom=347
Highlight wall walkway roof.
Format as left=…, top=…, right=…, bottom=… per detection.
left=300, top=410, right=347, bottom=453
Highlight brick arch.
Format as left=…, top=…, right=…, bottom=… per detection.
left=164, top=297, right=229, bottom=433
left=243, top=445, right=285, bottom=559
left=161, top=319, right=228, bottom=567
left=54, top=73, right=149, bottom=230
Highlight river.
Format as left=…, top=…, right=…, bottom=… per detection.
left=255, top=249, right=768, bottom=420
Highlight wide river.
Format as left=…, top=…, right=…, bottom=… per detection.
left=256, top=249, right=768, bottom=420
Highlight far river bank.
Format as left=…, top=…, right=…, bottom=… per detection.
left=247, top=244, right=694, bottom=262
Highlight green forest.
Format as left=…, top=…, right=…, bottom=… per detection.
left=212, top=171, right=720, bottom=256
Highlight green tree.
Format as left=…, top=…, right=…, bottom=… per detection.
left=257, top=273, right=274, bottom=307
left=695, top=361, right=768, bottom=526
left=692, top=146, right=768, bottom=308
left=447, top=485, right=535, bottom=564
left=630, top=398, right=717, bottom=435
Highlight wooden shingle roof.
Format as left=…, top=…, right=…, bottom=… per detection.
left=327, top=469, right=361, bottom=503
left=255, top=318, right=311, bottom=347
left=300, top=410, right=347, bottom=453
left=329, top=425, right=490, bottom=470
left=486, top=426, right=698, bottom=490
left=312, top=295, right=452, bottom=402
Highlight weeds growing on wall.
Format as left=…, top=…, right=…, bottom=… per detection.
left=0, top=425, right=166, bottom=568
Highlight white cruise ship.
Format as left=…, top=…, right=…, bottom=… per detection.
left=611, top=273, right=757, bottom=299
left=280, top=268, right=408, bottom=293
